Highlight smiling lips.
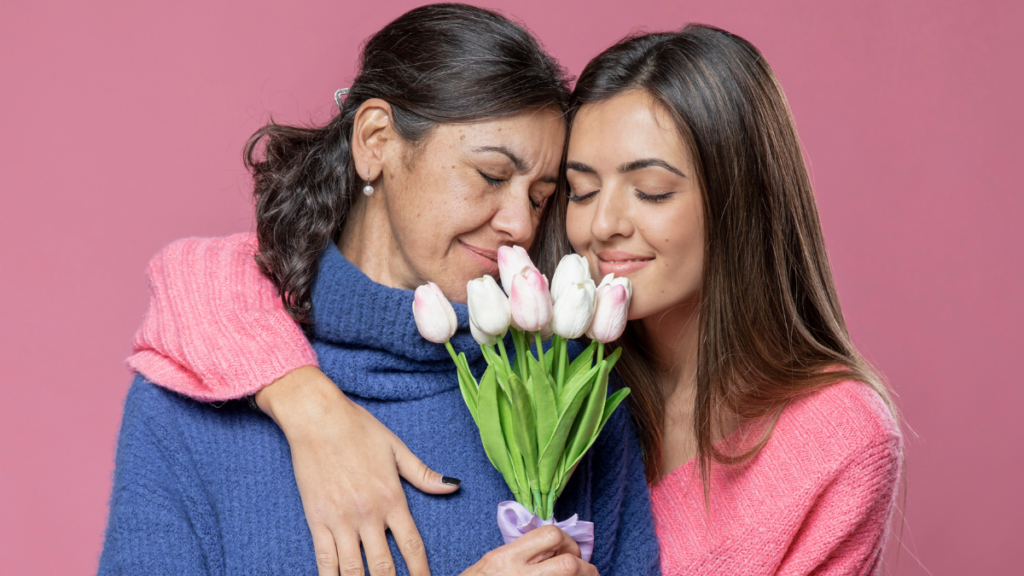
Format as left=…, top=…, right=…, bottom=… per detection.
left=597, top=250, right=654, bottom=276
left=460, top=241, right=500, bottom=275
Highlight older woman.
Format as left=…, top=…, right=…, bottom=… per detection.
left=98, top=5, right=658, bottom=576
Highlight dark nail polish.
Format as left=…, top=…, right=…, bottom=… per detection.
left=441, top=476, right=462, bottom=488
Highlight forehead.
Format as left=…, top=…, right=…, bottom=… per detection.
left=436, top=108, right=566, bottom=168
left=568, top=91, right=691, bottom=167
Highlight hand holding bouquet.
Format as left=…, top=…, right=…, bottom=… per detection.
left=412, top=247, right=632, bottom=560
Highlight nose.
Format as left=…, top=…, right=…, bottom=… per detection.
left=490, top=184, right=536, bottom=246
left=590, top=185, right=634, bottom=242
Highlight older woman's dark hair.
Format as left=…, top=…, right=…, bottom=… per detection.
left=558, top=25, right=897, bottom=488
left=247, top=3, right=570, bottom=323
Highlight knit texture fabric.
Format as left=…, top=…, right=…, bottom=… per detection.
left=651, top=380, right=902, bottom=576
left=100, top=240, right=660, bottom=576
left=127, top=234, right=318, bottom=401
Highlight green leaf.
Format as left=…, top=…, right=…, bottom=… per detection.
left=457, top=363, right=480, bottom=425
left=508, top=372, right=539, bottom=490
left=529, top=352, right=558, bottom=452
left=563, top=348, right=620, bottom=472
left=476, top=366, right=516, bottom=490
left=537, top=371, right=595, bottom=493
left=498, top=386, right=529, bottom=506
left=600, top=387, right=630, bottom=431
left=481, top=344, right=509, bottom=393
left=558, top=388, right=630, bottom=497
left=555, top=350, right=626, bottom=497
left=556, top=364, right=600, bottom=414
left=564, top=341, right=597, bottom=385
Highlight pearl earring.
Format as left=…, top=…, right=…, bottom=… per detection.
left=362, top=171, right=374, bottom=196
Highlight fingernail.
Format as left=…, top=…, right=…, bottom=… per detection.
left=441, top=476, right=462, bottom=488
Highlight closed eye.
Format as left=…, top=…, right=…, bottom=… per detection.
left=568, top=189, right=599, bottom=203
left=478, top=170, right=506, bottom=187
left=636, top=190, right=675, bottom=202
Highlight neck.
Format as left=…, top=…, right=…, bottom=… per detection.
left=338, top=194, right=418, bottom=291
left=640, top=296, right=700, bottom=400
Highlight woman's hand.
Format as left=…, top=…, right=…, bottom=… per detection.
left=461, top=526, right=598, bottom=576
left=256, top=366, right=459, bottom=576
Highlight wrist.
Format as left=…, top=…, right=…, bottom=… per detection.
left=255, top=366, right=350, bottom=432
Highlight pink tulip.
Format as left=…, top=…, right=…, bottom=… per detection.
left=412, top=282, right=458, bottom=343
left=509, top=267, right=553, bottom=332
left=498, top=245, right=535, bottom=296
left=587, top=283, right=629, bottom=343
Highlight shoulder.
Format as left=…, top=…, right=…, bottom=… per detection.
left=145, top=232, right=258, bottom=277
left=121, top=374, right=200, bottom=431
left=112, top=375, right=202, bottom=471
left=773, top=380, right=901, bottom=474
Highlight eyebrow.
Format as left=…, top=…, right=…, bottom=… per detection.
left=566, top=161, right=595, bottom=174
left=619, top=158, right=686, bottom=177
left=566, top=159, right=686, bottom=178
left=474, top=146, right=527, bottom=172
left=475, top=145, right=557, bottom=184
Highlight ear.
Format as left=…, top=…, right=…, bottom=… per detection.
left=351, top=98, right=394, bottom=184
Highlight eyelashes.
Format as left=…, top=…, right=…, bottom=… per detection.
left=635, top=190, right=676, bottom=202
left=567, top=189, right=676, bottom=203
left=478, top=170, right=505, bottom=187
left=567, top=189, right=599, bottom=203
left=480, top=169, right=544, bottom=210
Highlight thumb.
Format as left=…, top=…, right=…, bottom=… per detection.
left=393, top=440, right=461, bottom=495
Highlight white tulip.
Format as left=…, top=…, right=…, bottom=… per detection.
left=470, top=321, right=500, bottom=346
left=550, top=254, right=592, bottom=302
left=550, top=279, right=597, bottom=339
left=412, top=282, right=458, bottom=343
left=467, top=275, right=511, bottom=345
left=587, top=275, right=632, bottom=343
left=497, top=245, right=536, bottom=296
left=597, top=273, right=633, bottom=301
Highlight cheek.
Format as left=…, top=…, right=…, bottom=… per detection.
left=630, top=203, right=705, bottom=317
left=393, top=167, right=488, bottom=245
left=565, top=202, right=591, bottom=254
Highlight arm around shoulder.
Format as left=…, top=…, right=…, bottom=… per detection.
left=126, top=233, right=318, bottom=401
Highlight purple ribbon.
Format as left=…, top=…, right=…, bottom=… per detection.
left=495, top=500, right=595, bottom=563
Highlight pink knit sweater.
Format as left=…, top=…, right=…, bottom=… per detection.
left=127, top=234, right=317, bottom=401
left=128, top=234, right=902, bottom=575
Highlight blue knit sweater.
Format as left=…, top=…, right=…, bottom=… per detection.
left=98, top=244, right=659, bottom=575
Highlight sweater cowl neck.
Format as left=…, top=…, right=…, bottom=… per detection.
left=308, top=243, right=483, bottom=400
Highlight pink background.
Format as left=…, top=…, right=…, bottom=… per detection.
left=2, top=0, right=1021, bottom=574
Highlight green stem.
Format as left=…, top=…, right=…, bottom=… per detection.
left=498, top=338, right=512, bottom=376
left=597, top=341, right=604, bottom=365
left=444, top=341, right=459, bottom=365
left=512, top=329, right=527, bottom=378
left=534, top=332, right=544, bottom=364
left=556, top=336, right=566, bottom=392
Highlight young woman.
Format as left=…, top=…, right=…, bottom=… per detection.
left=126, top=21, right=901, bottom=576
left=98, top=5, right=659, bottom=576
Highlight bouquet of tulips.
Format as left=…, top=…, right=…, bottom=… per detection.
left=412, top=246, right=633, bottom=558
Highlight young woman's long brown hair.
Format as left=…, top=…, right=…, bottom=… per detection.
left=547, top=24, right=898, bottom=488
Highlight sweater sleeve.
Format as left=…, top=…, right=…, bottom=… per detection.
left=98, top=375, right=223, bottom=575
left=776, top=432, right=902, bottom=576
left=125, top=233, right=318, bottom=401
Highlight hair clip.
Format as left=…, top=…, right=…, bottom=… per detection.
left=334, top=88, right=350, bottom=109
